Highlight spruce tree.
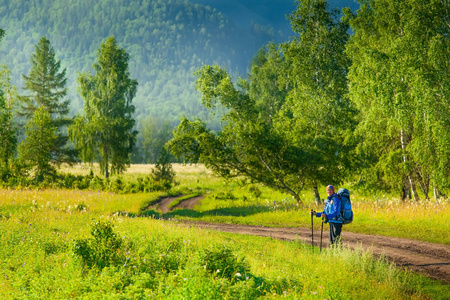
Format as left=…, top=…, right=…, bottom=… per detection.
left=18, top=106, right=58, bottom=183
left=20, top=36, right=76, bottom=165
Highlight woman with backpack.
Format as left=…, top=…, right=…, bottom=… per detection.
left=311, top=185, right=343, bottom=245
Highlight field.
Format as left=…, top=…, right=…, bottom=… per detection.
left=0, top=164, right=449, bottom=299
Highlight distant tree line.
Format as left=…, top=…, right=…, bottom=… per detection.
left=169, top=0, right=450, bottom=203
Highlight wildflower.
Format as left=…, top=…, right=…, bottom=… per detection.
left=216, top=269, right=220, bottom=273
left=235, top=272, right=241, bottom=277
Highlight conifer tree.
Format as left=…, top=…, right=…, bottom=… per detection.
left=20, top=36, right=76, bottom=165
left=18, top=106, right=58, bottom=183
left=69, top=36, right=138, bottom=178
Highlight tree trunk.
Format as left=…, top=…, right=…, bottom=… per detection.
left=410, top=181, right=419, bottom=201
left=434, top=188, right=446, bottom=200
left=416, top=171, right=429, bottom=200
left=400, top=129, right=419, bottom=201
left=401, top=177, right=411, bottom=201
left=313, top=185, right=321, bottom=205
left=291, top=192, right=303, bottom=207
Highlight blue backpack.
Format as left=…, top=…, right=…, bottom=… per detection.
left=337, top=188, right=353, bottom=225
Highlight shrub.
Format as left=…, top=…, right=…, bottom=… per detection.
left=200, top=245, right=249, bottom=282
left=72, top=218, right=127, bottom=270
left=89, top=175, right=105, bottom=190
left=112, top=177, right=124, bottom=193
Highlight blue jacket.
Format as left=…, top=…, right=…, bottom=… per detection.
left=316, top=194, right=342, bottom=224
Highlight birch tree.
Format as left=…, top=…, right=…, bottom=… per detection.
left=346, top=0, right=450, bottom=199
left=69, top=36, right=138, bottom=178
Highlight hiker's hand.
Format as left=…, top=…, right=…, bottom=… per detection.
left=311, top=210, right=316, bottom=216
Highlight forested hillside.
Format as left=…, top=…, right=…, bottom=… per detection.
left=0, top=0, right=295, bottom=127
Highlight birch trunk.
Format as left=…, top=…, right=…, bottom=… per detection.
left=400, top=129, right=420, bottom=201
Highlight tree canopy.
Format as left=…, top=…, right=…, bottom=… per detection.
left=346, top=0, right=450, bottom=199
left=69, top=36, right=138, bottom=178
left=0, top=0, right=290, bottom=127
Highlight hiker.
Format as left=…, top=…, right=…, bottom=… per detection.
left=311, top=185, right=343, bottom=245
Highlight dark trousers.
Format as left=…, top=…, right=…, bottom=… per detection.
left=329, top=222, right=342, bottom=245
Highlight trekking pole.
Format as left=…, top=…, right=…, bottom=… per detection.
left=320, top=216, right=324, bottom=252
left=311, top=209, right=314, bottom=253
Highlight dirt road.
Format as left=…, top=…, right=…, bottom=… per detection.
left=152, top=195, right=450, bottom=284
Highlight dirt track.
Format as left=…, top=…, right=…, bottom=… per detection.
left=151, top=195, right=450, bottom=284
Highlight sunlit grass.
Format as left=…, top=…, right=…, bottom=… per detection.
left=0, top=188, right=164, bottom=215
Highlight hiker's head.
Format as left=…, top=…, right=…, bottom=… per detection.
left=326, top=185, right=335, bottom=196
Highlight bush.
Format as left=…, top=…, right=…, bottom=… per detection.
left=200, top=245, right=249, bottom=282
left=72, top=218, right=128, bottom=270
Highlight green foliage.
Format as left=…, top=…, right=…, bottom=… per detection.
left=69, top=36, right=138, bottom=178
left=200, top=244, right=250, bottom=282
left=0, top=66, right=17, bottom=180
left=19, top=36, right=76, bottom=166
left=0, top=0, right=285, bottom=128
left=18, top=106, right=58, bottom=182
left=151, top=147, right=176, bottom=191
left=346, top=0, right=450, bottom=199
left=279, top=0, right=357, bottom=190
left=72, top=218, right=127, bottom=270
left=132, top=117, right=175, bottom=164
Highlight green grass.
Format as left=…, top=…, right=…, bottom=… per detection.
left=1, top=163, right=446, bottom=298
left=0, top=199, right=446, bottom=299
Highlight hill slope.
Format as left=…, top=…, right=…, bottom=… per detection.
left=0, top=0, right=359, bottom=127
left=0, top=0, right=287, bottom=125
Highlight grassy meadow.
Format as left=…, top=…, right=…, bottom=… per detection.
left=0, top=164, right=449, bottom=299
